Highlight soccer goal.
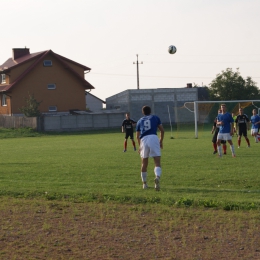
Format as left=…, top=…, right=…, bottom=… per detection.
left=183, top=100, right=260, bottom=139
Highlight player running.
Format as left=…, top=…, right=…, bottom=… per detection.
left=235, top=108, right=250, bottom=148
left=121, top=112, right=137, bottom=152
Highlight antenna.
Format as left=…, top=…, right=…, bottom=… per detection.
left=133, top=54, right=143, bottom=89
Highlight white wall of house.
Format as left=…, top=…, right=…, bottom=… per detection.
left=85, top=92, right=105, bottom=112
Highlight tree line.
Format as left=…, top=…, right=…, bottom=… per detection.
left=198, top=68, right=260, bottom=101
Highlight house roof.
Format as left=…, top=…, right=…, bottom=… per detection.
left=0, top=49, right=94, bottom=92
left=85, top=91, right=106, bottom=104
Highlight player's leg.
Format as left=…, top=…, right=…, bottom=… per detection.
left=141, top=157, right=149, bottom=189
left=153, top=156, right=161, bottom=191
left=217, top=134, right=223, bottom=157
left=227, top=138, right=235, bottom=157
left=130, top=132, right=136, bottom=151
left=139, top=138, right=150, bottom=189
left=124, top=133, right=129, bottom=152
left=212, top=133, right=217, bottom=154
left=244, top=130, right=250, bottom=147
left=237, top=127, right=242, bottom=148
left=254, top=131, right=258, bottom=143
left=237, top=135, right=241, bottom=148
left=252, top=129, right=259, bottom=143
left=222, top=140, right=227, bottom=154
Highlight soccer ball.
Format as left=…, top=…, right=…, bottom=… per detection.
left=168, top=45, right=177, bottom=54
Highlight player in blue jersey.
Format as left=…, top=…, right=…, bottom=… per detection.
left=211, top=109, right=227, bottom=155
left=136, top=106, right=164, bottom=191
left=250, top=109, right=260, bottom=143
left=216, top=104, right=236, bottom=157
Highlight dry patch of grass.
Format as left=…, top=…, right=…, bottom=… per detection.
left=0, top=197, right=260, bottom=260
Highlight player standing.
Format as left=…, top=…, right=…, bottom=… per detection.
left=216, top=104, right=235, bottom=157
left=121, top=112, right=137, bottom=152
left=136, top=106, right=164, bottom=190
left=250, top=109, right=260, bottom=143
left=235, top=108, right=250, bottom=148
left=211, top=109, right=227, bottom=154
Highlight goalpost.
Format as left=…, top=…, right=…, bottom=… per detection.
left=187, top=100, right=260, bottom=139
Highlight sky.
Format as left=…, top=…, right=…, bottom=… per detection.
left=1, top=0, right=260, bottom=101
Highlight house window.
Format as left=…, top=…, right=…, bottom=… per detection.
left=47, top=84, right=56, bottom=90
left=43, top=60, right=52, bottom=67
left=49, top=106, right=57, bottom=112
left=1, top=74, right=6, bottom=84
left=2, top=94, right=7, bottom=106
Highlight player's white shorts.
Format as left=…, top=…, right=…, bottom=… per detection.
left=140, top=135, right=161, bottom=159
left=217, top=133, right=232, bottom=141
left=251, top=128, right=258, bottom=135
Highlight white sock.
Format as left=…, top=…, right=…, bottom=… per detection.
left=230, top=144, right=235, bottom=154
left=154, top=167, right=162, bottom=178
left=141, top=172, right=147, bottom=182
left=217, top=145, right=222, bottom=156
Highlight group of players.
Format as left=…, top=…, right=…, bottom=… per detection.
left=211, top=105, right=260, bottom=157
left=121, top=104, right=260, bottom=191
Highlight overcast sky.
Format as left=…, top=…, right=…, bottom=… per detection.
left=1, top=0, right=260, bottom=101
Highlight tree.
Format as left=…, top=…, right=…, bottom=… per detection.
left=20, top=93, right=41, bottom=117
left=208, top=68, right=260, bottom=100
left=193, top=85, right=210, bottom=101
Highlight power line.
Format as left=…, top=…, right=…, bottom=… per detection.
left=89, top=73, right=260, bottom=79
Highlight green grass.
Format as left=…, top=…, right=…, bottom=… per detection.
left=0, top=126, right=259, bottom=210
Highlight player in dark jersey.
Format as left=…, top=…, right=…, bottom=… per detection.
left=211, top=109, right=227, bottom=154
left=121, top=112, right=137, bottom=152
left=235, top=108, right=250, bottom=148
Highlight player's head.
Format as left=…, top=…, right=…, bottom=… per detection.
left=220, top=104, right=226, bottom=112
left=239, top=108, right=243, bottom=114
left=252, top=109, right=257, bottom=115
left=125, top=112, right=130, bottom=119
left=142, top=106, right=151, bottom=115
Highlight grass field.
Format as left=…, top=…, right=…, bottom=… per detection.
left=1, top=126, right=260, bottom=259
left=0, top=126, right=259, bottom=210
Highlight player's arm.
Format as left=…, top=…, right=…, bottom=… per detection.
left=230, top=123, right=233, bottom=135
left=246, top=116, right=250, bottom=130
left=216, top=117, right=223, bottom=126
left=211, top=125, right=216, bottom=134
left=131, top=120, right=137, bottom=128
left=158, top=124, right=164, bottom=149
left=211, top=121, right=216, bottom=133
left=122, top=125, right=124, bottom=133
left=136, top=131, right=141, bottom=146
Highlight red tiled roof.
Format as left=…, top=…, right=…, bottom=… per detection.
left=0, top=49, right=94, bottom=92
left=0, top=51, right=46, bottom=70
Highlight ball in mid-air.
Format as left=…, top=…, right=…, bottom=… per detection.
left=168, top=45, right=177, bottom=54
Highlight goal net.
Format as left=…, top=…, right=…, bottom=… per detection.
left=171, top=100, right=260, bottom=139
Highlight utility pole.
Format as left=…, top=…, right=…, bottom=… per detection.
left=133, top=54, right=143, bottom=89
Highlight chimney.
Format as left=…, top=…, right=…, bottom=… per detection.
left=12, top=48, right=30, bottom=60
left=187, top=83, right=192, bottom=88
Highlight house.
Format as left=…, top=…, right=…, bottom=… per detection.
left=85, top=92, right=106, bottom=112
left=0, top=48, right=94, bottom=115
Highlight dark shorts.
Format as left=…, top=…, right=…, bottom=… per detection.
left=238, top=126, right=247, bottom=137
left=125, top=130, right=134, bottom=140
